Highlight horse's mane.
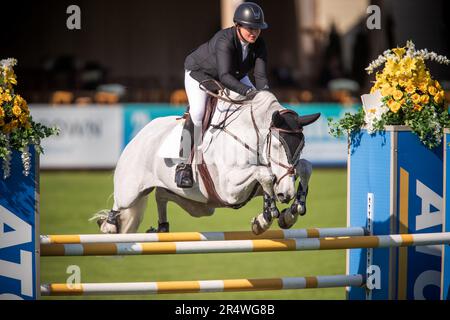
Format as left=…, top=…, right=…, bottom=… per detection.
left=215, top=90, right=283, bottom=129
left=251, top=91, right=284, bottom=126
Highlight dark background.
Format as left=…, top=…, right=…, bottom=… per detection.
left=1, top=0, right=449, bottom=103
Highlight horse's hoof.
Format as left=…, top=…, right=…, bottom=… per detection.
left=298, top=203, right=306, bottom=216
left=100, top=221, right=118, bottom=234
left=251, top=214, right=272, bottom=235
left=146, top=227, right=158, bottom=233
left=278, top=208, right=298, bottom=230
left=251, top=217, right=263, bottom=235
left=157, top=222, right=170, bottom=233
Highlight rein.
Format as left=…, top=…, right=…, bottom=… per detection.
left=200, top=81, right=301, bottom=188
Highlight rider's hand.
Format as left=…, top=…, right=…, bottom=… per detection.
left=246, top=88, right=259, bottom=100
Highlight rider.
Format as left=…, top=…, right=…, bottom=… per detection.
left=175, top=2, right=270, bottom=188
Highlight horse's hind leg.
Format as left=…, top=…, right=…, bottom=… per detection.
left=118, top=194, right=149, bottom=233
left=149, top=187, right=215, bottom=232
left=98, top=191, right=151, bottom=234
left=147, top=187, right=171, bottom=233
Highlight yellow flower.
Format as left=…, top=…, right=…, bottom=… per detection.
left=0, top=107, right=4, bottom=118
left=392, top=47, right=406, bottom=58
left=418, top=82, right=429, bottom=93
left=381, top=86, right=394, bottom=97
left=435, top=80, right=442, bottom=90
left=19, top=114, right=29, bottom=124
left=400, top=56, right=417, bottom=72
left=428, top=86, right=438, bottom=96
left=411, top=93, right=421, bottom=104
left=420, top=95, right=430, bottom=104
left=398, top=79, right=408, bottom=88
left=434, top=91, right=444, bottom=104
left=388, top=99, right=401, bottom=113
left=393, top=89, right=403, bottom=101
left=1, top=93, right=12, bottom=102
left=10, top=120, right=19, bottom=130
left=413, top=105, right=423, bottom=112
left=12, top=105, right=22, bottom=117
left=405, top=85, right=416, bottom=94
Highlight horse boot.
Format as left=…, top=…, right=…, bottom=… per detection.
left=175, top=115, right=196, bottom=188
left=146, top=221, right=170, bottom=233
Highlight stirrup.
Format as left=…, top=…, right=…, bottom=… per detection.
left=175, top=163, right=193, bottom=188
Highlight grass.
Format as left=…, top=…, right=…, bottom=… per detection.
left=40, top=168, right=348, bottom=300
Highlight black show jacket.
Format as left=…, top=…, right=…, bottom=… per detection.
left=184, top=27, right=269, bottom=95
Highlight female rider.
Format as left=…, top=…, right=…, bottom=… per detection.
left=175, top=2, right=270, bottom=188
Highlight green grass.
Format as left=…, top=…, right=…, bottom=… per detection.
left=40, top=169, right=348, bottom=300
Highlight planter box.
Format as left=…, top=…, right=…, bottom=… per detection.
left=347, top=126, right=444, bottom=300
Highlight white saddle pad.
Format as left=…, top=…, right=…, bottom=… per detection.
left=157, top=120, right=214, bottom=159
left=157, top=121, right=185, bottom=159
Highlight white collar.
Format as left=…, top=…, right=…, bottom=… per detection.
left=240, top=40, right=249, bottom=48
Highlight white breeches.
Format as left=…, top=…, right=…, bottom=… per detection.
left=184, top=70, right=255, bottom=126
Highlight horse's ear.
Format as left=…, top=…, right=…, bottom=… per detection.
left=298, top=113, right=321, bottom=127
left=271, top=110, right=283, bottom=127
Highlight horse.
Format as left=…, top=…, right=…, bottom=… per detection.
left=94, top=90, right=320, bottom=235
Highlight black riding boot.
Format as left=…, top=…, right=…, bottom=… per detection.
left=175, top=115, right=199, bottom=188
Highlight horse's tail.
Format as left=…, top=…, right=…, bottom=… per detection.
left=88, top=209, right=110, bottom=222
left=88, top=191, right=115, bottom=222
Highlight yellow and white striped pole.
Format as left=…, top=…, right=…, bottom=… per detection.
left=41, top=274, right=364, bottom=296
left=40, top=227, right=366, bottom=244
left=40, top=232, right=450, bottom=256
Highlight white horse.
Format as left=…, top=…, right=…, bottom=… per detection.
left=95, top=91, right=319, bottom=235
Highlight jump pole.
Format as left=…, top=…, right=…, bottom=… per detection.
left=41, top=274, right=364, bottom=296
left=40, top=227, right=366, bottom=244
left=40, top=232, right=450, bottom=256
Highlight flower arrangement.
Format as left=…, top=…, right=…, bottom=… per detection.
left=0, top=58, right=58, bottom=178
left=329, top=41, right=450, bottom=149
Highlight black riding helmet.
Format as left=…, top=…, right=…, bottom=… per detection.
left=233, top=2, right=268, bottom=30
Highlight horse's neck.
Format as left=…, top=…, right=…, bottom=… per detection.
left=214, top=99, right=276, bottom=133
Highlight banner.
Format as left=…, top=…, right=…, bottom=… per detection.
left=30, top=105, right=123, bottom=168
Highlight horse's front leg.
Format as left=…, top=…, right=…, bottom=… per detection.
left=251, top=166, right=280, bottom=235
left=278, top=159, right=312, bottom=229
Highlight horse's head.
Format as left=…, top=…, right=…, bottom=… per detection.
left=267, top=109, right=320, bottom=203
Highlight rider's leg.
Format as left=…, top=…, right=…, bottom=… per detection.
left=175, top=70, right=206, bottom=188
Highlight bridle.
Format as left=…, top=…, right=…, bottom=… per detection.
left=199, top=79, right=303, bottom=188
left=265, top=111, right=304, bottom=187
